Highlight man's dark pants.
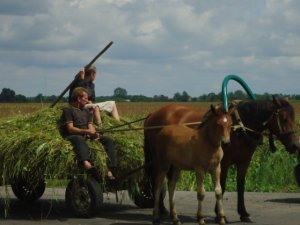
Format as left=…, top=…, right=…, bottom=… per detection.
left=66, top=135, right=116, bottom=168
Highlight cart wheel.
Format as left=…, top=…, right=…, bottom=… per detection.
left=65, top=176, right=103, bottom=218
left=294, top=163, right=300, bottom=186
left=133, top=187, right=154, bottom=208
left=11, top=177, right=46, bottom=202
left=129, top=179, right=166, bottom=208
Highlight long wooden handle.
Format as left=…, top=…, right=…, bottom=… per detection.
left=50, top=41, right=114, bottom=108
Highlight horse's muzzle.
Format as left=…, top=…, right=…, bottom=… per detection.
left=222, top=137, right=231, bottom=145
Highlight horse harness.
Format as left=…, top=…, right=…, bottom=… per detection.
left=262, top=108, right=296, bottom=137
left=231, top=103, right=295, bottom=148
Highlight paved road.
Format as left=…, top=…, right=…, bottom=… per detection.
left=1, top=187, right=300, bottom=225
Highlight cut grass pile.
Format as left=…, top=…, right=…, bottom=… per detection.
left=0, top=106, right=145, bottom=189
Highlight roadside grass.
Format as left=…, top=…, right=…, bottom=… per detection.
left=0, top=102, right=299, bottom=192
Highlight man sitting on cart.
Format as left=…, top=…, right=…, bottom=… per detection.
left=61, top=87, right=117, bottom=181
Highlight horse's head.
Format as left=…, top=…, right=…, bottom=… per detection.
left=266, top=96, right=300, bottom=154
left=208, top=104, right=235, bottom=144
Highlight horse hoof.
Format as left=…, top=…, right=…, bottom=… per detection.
left=197, top=218, right=206, bottom=225
left=215, top=216, right=226, bottom=225
left=240, top=216, right=253, bottom=223
left=153, top=219, right=160, bottom=225
left=173, top=220, right=182, bottom=225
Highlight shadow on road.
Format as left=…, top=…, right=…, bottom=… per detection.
left=265, top=197, right=300, bottom=204
left=0, top=198, right=143, bottom=221
left=0, top=197, right=204, bottom=225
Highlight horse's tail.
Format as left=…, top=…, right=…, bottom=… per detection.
left=144, top=134, right=153, bottom=179
left=143, top=115, right=155, bottom=191
left=143, top=113, right=168, bottom=211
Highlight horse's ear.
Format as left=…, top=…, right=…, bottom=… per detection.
left=228, top=106, right=236, bottom=115
left=210, top=104, right=217, bottom=114
left=272, top=95, right=282, bottom=107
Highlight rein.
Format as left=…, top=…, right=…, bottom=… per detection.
left=97, top=121, right=203, bottom=133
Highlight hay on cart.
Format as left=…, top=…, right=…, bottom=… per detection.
left=0, top=106, right=145, bottom=188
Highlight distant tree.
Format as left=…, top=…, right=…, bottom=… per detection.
left=207, top=92, right=217, bottom=101
left=0, top=88, right=16, bottom=102
left=173, top=92, right=181, bottom=101
left=153, top=94, right=169, bottom=102
left=172, top=91, right=191, bottom=102
left=34, top=93, right=44, bottom=103
left=198, top=94, right=207, bottom=101
left=114, top=87, right=127, bottom=99
left=260, top=92, right=272, bottom=100
left=128, top=95, right=152, bottom=102
left=46, top=95, right=59, bottom=103
left=294, top=94, right=300, bottom=100
left=15, top=94, right=27, bottom=102
left=181, top=91, right=190, bottom=102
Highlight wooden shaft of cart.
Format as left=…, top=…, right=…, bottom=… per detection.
left=50, top=41, right=114, bottom=108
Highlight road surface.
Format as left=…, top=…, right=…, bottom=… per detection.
left=1, top=187, right=299, bottom=225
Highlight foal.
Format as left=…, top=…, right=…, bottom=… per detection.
left=152, top=105, right=235, bottom=225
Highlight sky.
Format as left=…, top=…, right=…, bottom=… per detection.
left=0, top=0, right=299, bottom=98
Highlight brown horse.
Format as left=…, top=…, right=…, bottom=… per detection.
left=144, top=96, right=300, bottom=223
left=151, top=105, right=235, bottom=225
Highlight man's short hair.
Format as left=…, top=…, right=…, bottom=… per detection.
left=84, top=64, right=96, bottom=76
left=71, top=87, right=88, bottom=102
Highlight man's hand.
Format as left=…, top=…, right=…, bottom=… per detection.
left=75, top=68, right=85, bottom=79
left=85, top=123, right=100, bottom=139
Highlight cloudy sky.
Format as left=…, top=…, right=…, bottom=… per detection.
left=0, top=0, right=299, bottom=98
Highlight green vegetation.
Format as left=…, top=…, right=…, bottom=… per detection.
left=0, top=107, right=145, bottom=192
left=0, top=103, right=299, bottom=195
left=177, top=143, right=299, bottom=192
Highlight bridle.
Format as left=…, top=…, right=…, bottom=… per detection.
left=262, top=108, right=296, bottom=138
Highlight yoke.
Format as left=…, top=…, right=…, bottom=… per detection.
left=221, top=74, right=256, bottom=112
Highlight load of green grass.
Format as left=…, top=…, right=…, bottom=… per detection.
left=0, top=106, right=145, bottom=189
left=0, top=105, right=298, bottom=196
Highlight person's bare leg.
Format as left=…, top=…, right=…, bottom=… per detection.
left=83, top=160, right=101, bottom=182
left=107, top=170, right=116, bottom=179
left=93, top=106, right=102, bottom=125
left=83, top=160, right=92, bottom=170
left=111, top=103, right=120, bottom=121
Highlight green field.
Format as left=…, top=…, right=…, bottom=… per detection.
left=0, top=102, right=299, bottom=192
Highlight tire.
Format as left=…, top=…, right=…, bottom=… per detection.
left=129, top=179, right=166, bottom=208
left=132, top=182, right=154, bottom=208
left=11, top=177, right=46, bottom=202
left=294, top=163, right=300, bottom=186
left=65, top=177, right=103, bottom=218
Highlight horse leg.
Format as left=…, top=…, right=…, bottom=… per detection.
left=195, top=170, right=206, bottom=225
left=159, top=181, right=168, bottom=215
left=236, top=162, right=252, bottom=222
left=215, top=160, right=229, bottom=220
left=167, top=167, right=181, bottom=225
left=211, top=164, right=226, bottom=225
left=153, top=171, right=167, bottom=225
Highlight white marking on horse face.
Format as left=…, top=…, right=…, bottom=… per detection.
left=223, top=116, right=228, bottom=123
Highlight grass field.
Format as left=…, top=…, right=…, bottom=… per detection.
left=0, top=102, right=212, bottom=119
left=0, top=101, right=300, bottom=192
left=1, top=101, right=300, bottom=119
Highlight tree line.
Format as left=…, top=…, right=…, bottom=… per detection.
left=1, top=87, right=299, bottom=103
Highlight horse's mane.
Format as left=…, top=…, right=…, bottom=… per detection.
left=237, top=98, right=294, bottom=123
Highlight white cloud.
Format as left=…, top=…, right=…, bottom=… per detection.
left=0, top=0, right=300, bottom=97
